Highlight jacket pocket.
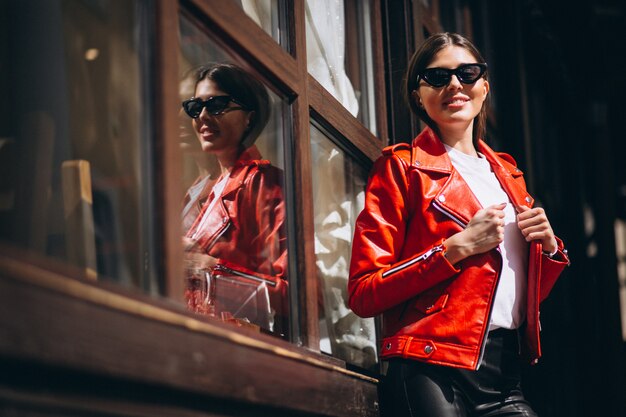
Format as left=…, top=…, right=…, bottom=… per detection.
left=414, top=293, right=449, bottom=315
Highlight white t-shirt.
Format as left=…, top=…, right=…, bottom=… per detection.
left=445, top=144, right=528, bottom=330
left=189, top=173, right=230, bottom=242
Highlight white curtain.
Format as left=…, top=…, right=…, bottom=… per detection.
left=241, top=0, right=359, bottom=116
left=241, top=0, right=273, bottom=35
left=305, top=0, right=359, bottom=116
left=311, top=129, right=376, bottom=368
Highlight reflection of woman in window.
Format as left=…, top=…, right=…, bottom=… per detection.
left=349, top=33, right=569, bottom=416
left=181, top=63, right=288, bottom=337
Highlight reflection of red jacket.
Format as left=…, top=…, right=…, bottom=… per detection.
left=348, top=128, right=569, bottom=370
left=184, top=146, right=288, bottom=334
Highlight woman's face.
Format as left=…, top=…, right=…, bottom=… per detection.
left=414, top=45, right=489, bottom=134
left=192, top=78, right=252, bottom=155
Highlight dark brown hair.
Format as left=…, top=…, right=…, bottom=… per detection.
left=190, top=63, right=270, bottom=148
left=404, top=32, right=489, bottom=143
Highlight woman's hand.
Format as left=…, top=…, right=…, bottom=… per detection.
left=443, top=203, right=506, bottom=265
left=183, top=237, right=217, bottom=271
left=516, top=205, right=557, bottom=254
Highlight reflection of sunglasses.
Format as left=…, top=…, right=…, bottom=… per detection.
left=418, top=63, right=487, bottom=88
left=182, top=95, right=249, bottom=118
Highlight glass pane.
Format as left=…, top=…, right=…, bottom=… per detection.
left=310, top=124, right=377, bottom=369
left=179, top=15, right=290, bottom=339
left=305, top=0, right=377, bottom=134
left=233, top=0, right=284, bottom=47
left=0, top=1, right=156, bottom=291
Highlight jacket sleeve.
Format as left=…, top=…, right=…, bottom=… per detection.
left=496, top=150, right=570, bottom=303
left=348, top=152, right=459, bottom=318
left=539, top=236, right=569, bottom=302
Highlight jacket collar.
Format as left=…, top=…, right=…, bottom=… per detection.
left=221, top=145, right=269, bottom=197
left=477, top=140, right=534, bottom=208
left=233, top=145, right=269, bottom=167
left=410, top=128, right=452, bottom=173
left=410, top=128, right=534, bottom=222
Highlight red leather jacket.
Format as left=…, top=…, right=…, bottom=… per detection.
left=348, top=128, right=569, bottom=370
left=184, top=146, right=288, bottom=335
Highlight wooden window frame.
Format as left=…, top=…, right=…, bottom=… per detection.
left=0, top=0, right=388, bottom=415
left=175, top=0, right=387, bottom=350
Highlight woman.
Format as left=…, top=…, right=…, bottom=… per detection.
left=348, top=33, right=569, bottom=416
left=181, top=63, right=288, bottom=337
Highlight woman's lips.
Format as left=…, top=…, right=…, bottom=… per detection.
left=444, top=96, right=470, bottom=109
left=199, top=125, right=218, bottom=140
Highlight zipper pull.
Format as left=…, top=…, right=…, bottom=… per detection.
left=419, top=244, right=445, bottom=261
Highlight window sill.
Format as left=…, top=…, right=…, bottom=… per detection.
left=0, top=252, right=379, bottom=416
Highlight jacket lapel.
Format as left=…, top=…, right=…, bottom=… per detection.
left=411, top=129, right=535, bottom=226
left=187, top=145, right=268, bottom=249
left=412, top=129, right=482, bottom=226
left=478, top=140, right=535, bottom=209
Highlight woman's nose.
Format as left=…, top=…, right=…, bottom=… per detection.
left=196, top=107, right=218, bottom=126
left=198, top=107, right=212, bottom=120
left=447, top=74, right=463, bottom=90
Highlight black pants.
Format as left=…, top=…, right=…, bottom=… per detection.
left=382, top=329, right=538, bottom=417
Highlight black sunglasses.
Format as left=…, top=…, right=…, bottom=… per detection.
left=182, top=95, right=249, bottom=118
left=418, top=63, right=487, bottom=88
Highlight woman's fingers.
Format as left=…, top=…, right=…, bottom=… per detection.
left=516, top=206, right=557, bottom=252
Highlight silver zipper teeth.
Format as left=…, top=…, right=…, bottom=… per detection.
left=381, top=200, right=466, bottom=278
left=215, top=264, right=277, bottom=287
left=476, top=247, right=502, bottom=370
left=432, top=198, right=504, bottom=369
left=432, top=200, right=467, bottom=228
left=382, top=245, right=445, bottom=278
left=205, top=221, right=230, bottom=251
left=415, top=198, right=502, bottom=370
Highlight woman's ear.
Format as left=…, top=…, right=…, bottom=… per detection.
left=411, top=90, right=423, bottom=107
left=245, top=110, right=256, bottom=131
left=240, top=110, right=258, bottom=149
left=482, top=80, right=490, bottom=98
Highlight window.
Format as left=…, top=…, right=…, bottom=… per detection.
left=178, top=12, right=291, bottom=339
left=0, top=0, right=158, bottom=291
left=176, top=1, right=387, bottom=360
left=311, top=124, right=377, bottom=369
left=305, top=0, right=380, bottom=135
left=236, top=0, right=286, bottom=48
left=0, top=2, right=389, bottom=413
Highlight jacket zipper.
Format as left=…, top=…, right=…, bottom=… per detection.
left=433, top=198, right=503, bottom=370
left=381, top=199, right=468, bottom=278
left=203, top=220, right=231, bottom=252
left=475, top=247, right=503, bottom=370
left=432, top=199, right=467, bottom=228
left=214, top=263, right=277, bottom=287
left=382, top=245, right=445, bottom=278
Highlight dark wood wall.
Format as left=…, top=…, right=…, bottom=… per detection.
left=477, top=1, right=626, bottom=416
